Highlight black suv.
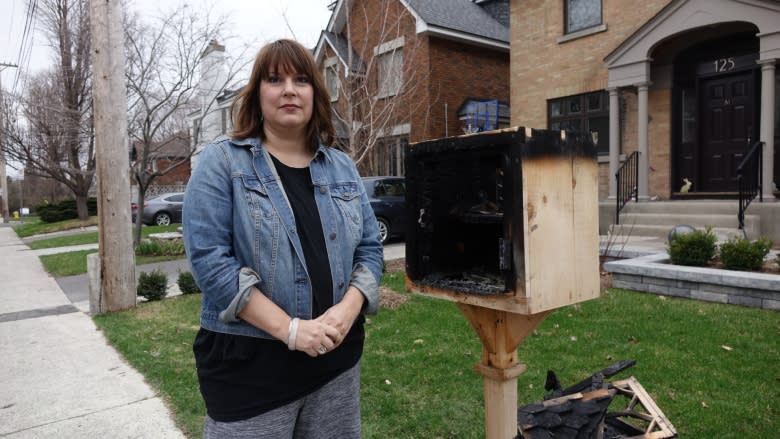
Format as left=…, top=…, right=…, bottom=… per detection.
left=362, top=176, right=405, bottom=244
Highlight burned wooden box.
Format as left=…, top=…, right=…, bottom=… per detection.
left=405, top=127, right=600, bottom=315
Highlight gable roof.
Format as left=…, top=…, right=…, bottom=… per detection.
left=402, top=0, right=508, bottom=45
left=315, top=0, right=508, bottom=63
left=131, top=133, right=191, bottom=160
left=319, top=30, right=366, bottom=75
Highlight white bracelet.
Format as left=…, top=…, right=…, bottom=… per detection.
left=287, top=317, right=299, bottom=351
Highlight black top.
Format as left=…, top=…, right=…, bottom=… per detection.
left=271, top=155, right=333, bottom=317
left=193, top=154, right=364, bottom=422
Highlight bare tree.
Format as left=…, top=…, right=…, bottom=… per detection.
left=1, top=0, right=94, bottom=220
left=124, top=4, right=248, bottom=244
left=329, top=0, right=431, bottom=174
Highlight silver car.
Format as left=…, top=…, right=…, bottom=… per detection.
left=131, top=192, right=184, bottom=226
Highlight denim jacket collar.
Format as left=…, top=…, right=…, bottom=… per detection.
left=231, top=136, right=333, bottom=164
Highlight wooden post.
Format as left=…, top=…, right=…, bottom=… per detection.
left=90, top=0, right=136, bottom=311
left=458, top=304, right=550, bottom=439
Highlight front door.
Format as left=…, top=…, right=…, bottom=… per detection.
left=699, top=72, right=754, bottom=192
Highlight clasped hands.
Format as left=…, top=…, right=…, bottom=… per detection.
left=291, top=288, right=364, bottom=357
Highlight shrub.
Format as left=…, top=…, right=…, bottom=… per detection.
left=177, top=271, right=200, bottom=295
left=36, top=197, right=98, bottom=223
left=667, top=226, right=717, bottom=267
left=136, top=240, right=162, bottom=256
left=719, top=237, right=772, bottom=271
left=159, top=240, right=185, bottom=256
left=135, top=239, right=185, bottom=257
left=137, top=269, right=168, bottom=301
left=38, top=203, right=74, bottom=223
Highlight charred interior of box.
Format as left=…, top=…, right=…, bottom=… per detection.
left=406, top=131, right=524, bottom=296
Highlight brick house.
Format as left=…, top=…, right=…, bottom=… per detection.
left=130, top=133, right=191, bottom=197
left=314, top=0, right=511, bottom=176
left=510, top=0, right=780, bottom=241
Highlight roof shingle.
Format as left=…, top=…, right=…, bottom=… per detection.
left=405, top=0, right=508, bottom=43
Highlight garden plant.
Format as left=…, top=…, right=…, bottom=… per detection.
left=137, top=269, right=168, bottom=301
left=667, top=226, right=717, bottom=266
left=719, top=236, right=772, bottom=271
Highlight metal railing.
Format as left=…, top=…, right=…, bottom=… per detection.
left=736, top=140, right=763, bottom=231
left=615, top=151, right=639, bottom=225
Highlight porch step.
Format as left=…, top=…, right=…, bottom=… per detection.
left=618, top=213, right=759, bottom=230
left=620, top=200, right=740, bottom=215
left=612, top=200, right=761, bottom=241
left=610, top=224, right=747, bottom=242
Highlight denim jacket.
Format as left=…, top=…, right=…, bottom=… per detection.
left=183, top=136, right=383, bottom=339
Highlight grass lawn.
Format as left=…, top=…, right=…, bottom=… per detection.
left=12, top=216, right=99, bottom=237
left=27, top=224, right=180, bottom=250
left=93, top=273, right=779, bottom=439
left=40, top=250, right=185, bottom=277
left=27, top=232, right=99, bottom=249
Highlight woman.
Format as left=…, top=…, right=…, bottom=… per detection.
left=183, top=39, right=383, bottom=438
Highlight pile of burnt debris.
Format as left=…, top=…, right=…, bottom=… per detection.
left=517, top=360, right=677, bottom=439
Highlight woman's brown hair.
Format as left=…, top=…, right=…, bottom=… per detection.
left=230, top=39, right=335, bottom=148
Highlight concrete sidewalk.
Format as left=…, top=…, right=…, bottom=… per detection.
left=0, top=225, right=185, bottom=438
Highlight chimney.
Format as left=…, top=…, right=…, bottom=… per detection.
left=202, top=39, right=225, bottom=58
left=194, top=39, right=229, bottom=170
left=200, top=39, right=227, bottom=101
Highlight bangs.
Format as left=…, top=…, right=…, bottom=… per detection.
left=258, top=40, right=314, bottom=79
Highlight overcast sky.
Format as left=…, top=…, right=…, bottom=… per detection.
left=1, top=0, right=333, bottom=177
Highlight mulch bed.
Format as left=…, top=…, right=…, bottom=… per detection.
left=384, top=258, right=405, bottom=273
left=380, top=286, right=408, bottom=309
left=707, top=257, right=780, bottom=275
left=380, top=258, right=409, bottom=309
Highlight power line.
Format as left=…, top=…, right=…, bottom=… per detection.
left=12, top=0, right=38, bottom=96
left=6, top=0, right=17, bottom=49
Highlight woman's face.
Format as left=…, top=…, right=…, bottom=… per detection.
left=259, top=67, right=314, bottom=136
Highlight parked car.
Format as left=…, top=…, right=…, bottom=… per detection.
left=131, top=192, right=184, bottom=226
left=362, top=176, right=405, bottom=244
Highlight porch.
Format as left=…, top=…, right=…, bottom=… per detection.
left=599, top=199, right=780, bottom=243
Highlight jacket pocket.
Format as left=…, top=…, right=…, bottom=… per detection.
left=240, top=175, right=275, bottom=219
left=330, top=182, right=363, bottom=244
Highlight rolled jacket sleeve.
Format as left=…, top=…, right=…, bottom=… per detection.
left=218, top=267, right=262, bottom=323
left=350, top=263, right=380, bottom=314
left=184, top=142, right=255, bottom=320
left=348, top=164, right=384, bottom=314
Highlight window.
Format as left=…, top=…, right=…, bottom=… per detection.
left=375, top=136, right=407, bottom=176
left=164, top=193, right=184, bottom=203
left=377, top=49, right=403, bottom=98
left=376, top=179, right=405, bottom=197
left=374, top=36, right=405, bottom=98
left=324, top=57, right=339, bottom=101
left=565, top=0, right=601, bottom=34
left=548, top=91, right=609, bottom=155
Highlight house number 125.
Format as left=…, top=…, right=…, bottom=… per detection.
left=713, top=58, right=736, bottom=73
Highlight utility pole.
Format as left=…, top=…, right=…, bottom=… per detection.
left=90, top=0, right=136, bottom=311
left=0, top=62, right=18, bottom=224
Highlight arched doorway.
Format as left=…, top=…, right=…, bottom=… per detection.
left=671, top=28, right=760, bottom=195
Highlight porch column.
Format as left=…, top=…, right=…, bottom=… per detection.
left=637, top=83, right=650, bottom=200
left=758, top=59, right=776, bottom=200
left=608, top=87, right=620, bottom=199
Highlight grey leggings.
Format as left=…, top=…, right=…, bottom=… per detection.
left=203, top=363, right=361, bottom=439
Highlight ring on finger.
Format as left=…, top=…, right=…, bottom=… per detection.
left=317, top=345, right=327, bottom=355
